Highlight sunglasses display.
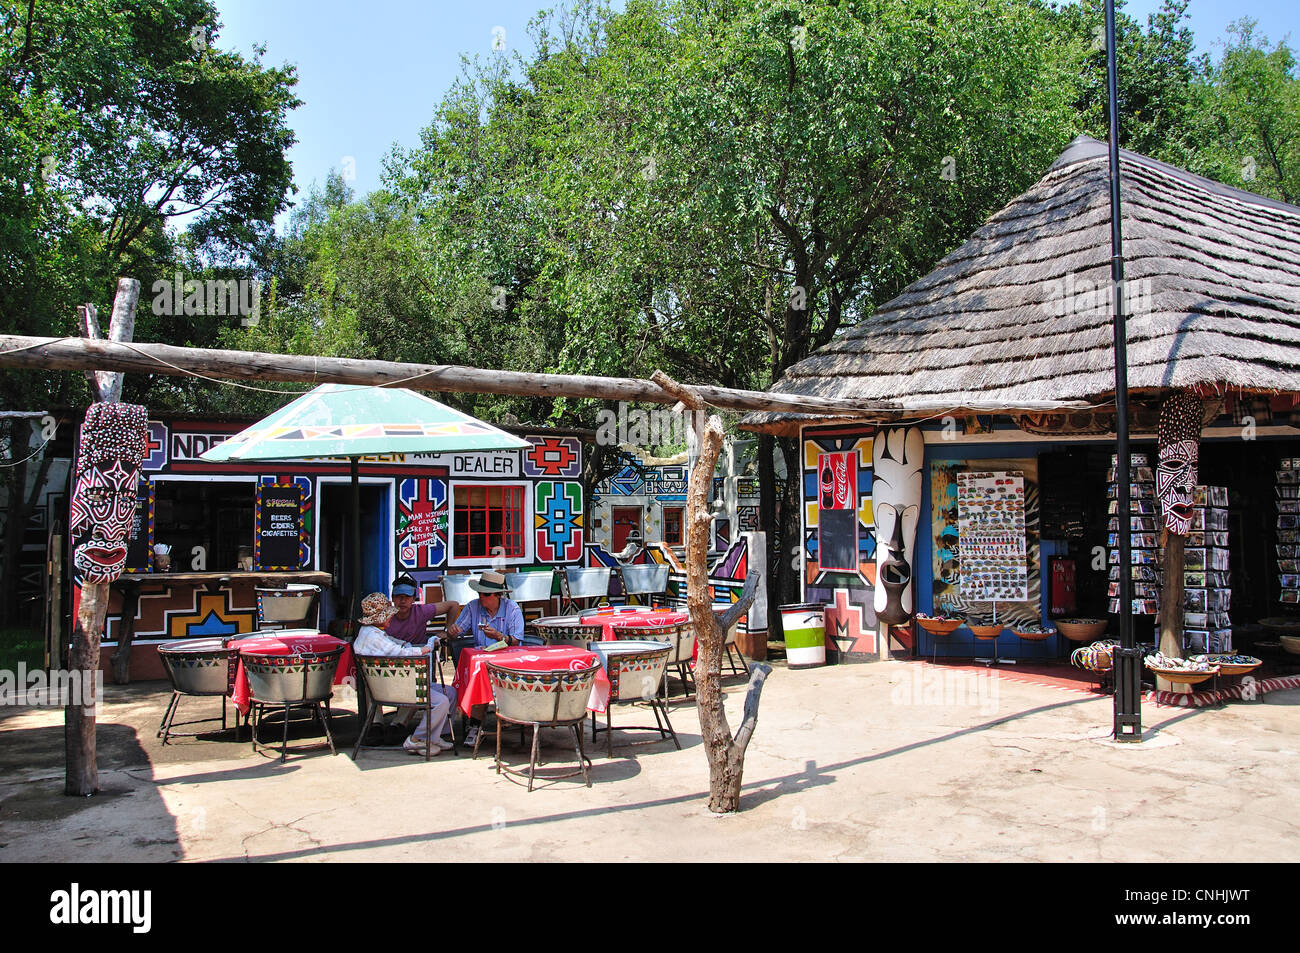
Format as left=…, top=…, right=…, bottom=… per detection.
left=956, top=470, right=1027, bottom=601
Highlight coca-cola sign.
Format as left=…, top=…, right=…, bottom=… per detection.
left=818, top=452, right=855, bottom=511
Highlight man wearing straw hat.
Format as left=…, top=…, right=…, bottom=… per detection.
left=446, top=569, right=525, bottom=648
left=447, top=570, right=525, bottom=746
left=355, top=593, right=457, bottom=755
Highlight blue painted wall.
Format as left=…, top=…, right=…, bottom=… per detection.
left=916, top=438, right=1070, bottom=661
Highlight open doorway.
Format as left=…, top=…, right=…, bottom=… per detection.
left=318, top=481, right=391, bottom=632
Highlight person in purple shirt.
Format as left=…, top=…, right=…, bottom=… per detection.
left=386, top=573, right=458, bottom=646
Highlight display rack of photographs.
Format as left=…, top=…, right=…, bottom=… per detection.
left=1276, top=459, right=1300, bottom=606
left=1183, top=485, right=1231, bottom=653
left=1107, top=453, right=1159, bottom=615
left=957, top=470, right=1028, bottom=602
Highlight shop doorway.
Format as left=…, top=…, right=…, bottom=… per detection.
left=318, top=481, right=391, bottom=631
left=611, top=506, right=643, bottom=552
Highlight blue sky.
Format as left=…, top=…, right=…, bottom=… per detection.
left=212, top=0, right=1296, bottom=220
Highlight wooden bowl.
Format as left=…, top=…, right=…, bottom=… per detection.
left=1056, top=619, right=1108, bottom=642
left=1202, top=656, right=1262, bottom=676
left=1147, top=666, right=1217, bottom=685
left=916, top=617, right=964, bottom=637
left=1014, top=629, right=1056, bottom=642
left=967, top=624, right=1004, bottom=639
left=1281, top=635, right=1300, bottom=655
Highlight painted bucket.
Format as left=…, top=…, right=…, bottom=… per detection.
left=779, top=603, right=826, bottom=669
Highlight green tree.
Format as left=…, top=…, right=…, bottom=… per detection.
left=1051, top=0, right=1205, bottom=166
left=0, top=0, right=299, bottom=622
left=1191, top=19, right=1299, bottom=204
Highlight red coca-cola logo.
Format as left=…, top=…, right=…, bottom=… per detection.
left=818, top=453, right=853, bottom=510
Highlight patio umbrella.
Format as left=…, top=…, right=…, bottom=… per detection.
left=201, top=383, right=529, bottom=624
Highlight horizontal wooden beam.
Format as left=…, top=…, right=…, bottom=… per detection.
left=0, top=335, right=902, bottom=417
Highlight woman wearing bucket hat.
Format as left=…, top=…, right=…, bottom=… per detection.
left=355, top=593, right=458, bottom=755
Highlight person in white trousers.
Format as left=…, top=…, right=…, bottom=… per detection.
left=355, top=593, right=457, bottom=754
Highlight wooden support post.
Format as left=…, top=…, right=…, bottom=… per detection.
left=65, top=278, right=139, bottom=796
left=109, top=583, right=140, bottom=685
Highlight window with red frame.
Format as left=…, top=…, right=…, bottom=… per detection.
left=454, top=485, right=525, bottom=559
left=662, top=506, right=685, bottom=546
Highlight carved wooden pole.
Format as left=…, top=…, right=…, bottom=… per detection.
left=1155, top=391, right=1204, bottom=690
left=652, top=370, right=771, bottom=814
left=66, top=278, right=140, bottom=796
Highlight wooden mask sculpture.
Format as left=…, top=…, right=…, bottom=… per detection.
left=70, top=402, right=149, bottom=585
left=1156, top=392, right=1203, bottom=537
left=872, top=427, right=925, bottom=626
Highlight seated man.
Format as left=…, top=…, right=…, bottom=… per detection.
left=447, top=570, right=524, bottom=648
left=446, top=570, right=526, bottom=745
left=355, top=593, right=457, bottom=755
left=385, top=573, right=459, bottom=647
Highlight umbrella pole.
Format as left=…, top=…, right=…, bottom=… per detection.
left=350, top=456, right=362, bottom=629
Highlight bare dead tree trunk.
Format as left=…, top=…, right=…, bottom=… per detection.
left=652, top=371, right=772, bottom=814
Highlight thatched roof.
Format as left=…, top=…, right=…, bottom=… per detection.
left=744, top=135, right=1300, bottom=434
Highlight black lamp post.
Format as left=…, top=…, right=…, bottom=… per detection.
left=1106, top=0, right=1142, bottom=741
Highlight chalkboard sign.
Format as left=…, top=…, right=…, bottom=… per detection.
left=124, top=479, right=154, bottom=573
left=255, top=483, right=303, bottom=570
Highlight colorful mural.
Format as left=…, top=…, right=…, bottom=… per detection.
left=523, top=436, right=582, bottom=478
left=73, top=417, right=585, bottom=652
left=397, top=476, right=449, bottom=569
left=930, top=456, right=1041, bottom=627
left=802, top=424, right=876, bottom=610
left=535, top=481, right=584, bottom=562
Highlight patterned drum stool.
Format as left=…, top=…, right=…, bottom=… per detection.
left=485, top=662, right=600, bottom=791
left=352, top=654, right=456, bottom=761
left=588, top=640, right=677, bottom=759
left=156, top=638, right=240, bottom=744
left=243, top=647, right=344, bottom=762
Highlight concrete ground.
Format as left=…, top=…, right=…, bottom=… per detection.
left=2, top=659, right=1298, bottom=863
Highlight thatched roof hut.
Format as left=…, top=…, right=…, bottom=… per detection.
left=745, top=135, right=1300, bottom=435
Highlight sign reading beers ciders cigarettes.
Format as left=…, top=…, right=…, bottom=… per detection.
left=255, top=483, right=303, bottom=570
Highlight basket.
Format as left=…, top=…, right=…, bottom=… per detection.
left=1057, top=619, right=1108, bottom=642
left=1202, top=656, right=1262, bottom=677
left=967, top=624, right=1004, bottom=639
left=916, top=617, right=964, bottom=637
left=1071, top=643, right=1114, bottom=673
left=1013, top=628, right=1056, bottom=642
left=1147, top=665, right=1217, bottom=685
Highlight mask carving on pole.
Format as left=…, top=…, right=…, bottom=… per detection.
left=1156, top=392, right=1203, bottom=537
left=69, top=402, right=149, bottom=585
left=872, top=426, right=925, bottom=626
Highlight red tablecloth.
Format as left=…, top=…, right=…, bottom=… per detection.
left=229, top=632, right=353, bottom=714
left=453, top=645, right=610, bottom=715
left=579, top=608, right=689, bottom=641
